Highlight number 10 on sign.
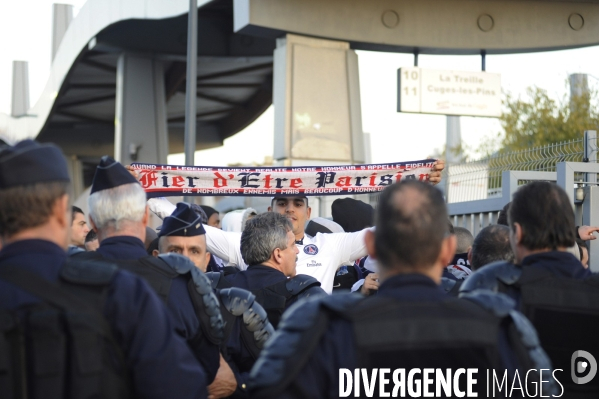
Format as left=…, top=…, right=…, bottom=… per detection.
left=398, top=67, right=421, bottom=113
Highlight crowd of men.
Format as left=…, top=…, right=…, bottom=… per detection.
left=1, top=139, right=599, bottom=398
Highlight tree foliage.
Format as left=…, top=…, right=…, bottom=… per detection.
left=497, top=85, right=599, bottom=153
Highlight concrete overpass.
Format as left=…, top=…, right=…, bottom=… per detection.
left=2, top=0, right=599, bottom=190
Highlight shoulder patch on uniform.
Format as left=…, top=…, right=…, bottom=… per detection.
left=303, top=244, right=318, bottom=255
left=459, top=261, right=522, bottom=294
left=61, top=259, right=118, bottom=286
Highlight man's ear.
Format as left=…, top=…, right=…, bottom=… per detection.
left=365, top=229, right=376, bottom=259
left=267, top=206, right=272, bottom=212
left=272, top=248, right=283, bottom=264
left=89, top=215, right=98, bottom=233
left=306, top=206, right=312, bottom=219
left=205, top=251, right=211, bottom=264
left=439, top=235, right=457, bottom=267
left=142, top=205, right=149, bottom=227
left=513, top=223, right=523, bottom=245
left=467, top=247, right=473, bottom=265
left=152, top=249, right=160, bottom=258
left=54, top=194, right=70, bottom=228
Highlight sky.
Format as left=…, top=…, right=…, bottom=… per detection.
left=1, top=0, right=599, bottom=166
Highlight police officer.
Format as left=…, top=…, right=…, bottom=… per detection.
left=79, top=156, right=227, bottom=392
left=157, top=203, right=274, bottom=398
left=0, top=140, right=206, bottom=399
left=153, top=202, right=212, bottom=271
left=250, top=180, right=557, bottom=398
left=461, top=181, right=599, bottom=397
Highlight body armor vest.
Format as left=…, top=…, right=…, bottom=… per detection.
left=207, top=271, right=324, bottom=327
left=513, top=267, right=599, bottom=398
left=0, top=260, right=131, bottom=399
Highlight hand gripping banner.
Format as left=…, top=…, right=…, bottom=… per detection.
left=131, top=159, right=438, bottom=198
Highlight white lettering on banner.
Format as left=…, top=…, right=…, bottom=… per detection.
left=130, top=160, right=437, bottom=198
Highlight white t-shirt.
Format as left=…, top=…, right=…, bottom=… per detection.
left=203, top=224, right=370, bottom=294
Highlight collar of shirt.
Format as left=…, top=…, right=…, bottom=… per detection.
left=295, top=237, right=305, bottom=245
left=0, top=239, right=67, bottom=281
left=376, top=273, right=446, bottom=301
left=521, top=250, right=592, bottom=279
left=97, top=236, right=147, bottom=261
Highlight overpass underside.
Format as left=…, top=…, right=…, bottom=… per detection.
left=26, top=0, right=599, bottom=188
left=37, top=0, right=275, bottom=185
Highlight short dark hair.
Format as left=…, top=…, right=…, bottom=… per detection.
left=241, top=212, right=293, bottom=266
left=72, top=206, right=84, bottom=216
left=471, top=225, right=514, bottom=270
left=85, top=229, right=97, bottom=243
left=147, top=237, right=159, bottom=256
left=0, top=181, right=70, bottom=237
left=454, top=226, right=474, bottom=253
left=497, top=202, right=510, bottom=226
left=508, top=182, right=575, bottom=250
left=271, top=196, right=309, bottom=207
left=375, top=180, right=448, bottom=270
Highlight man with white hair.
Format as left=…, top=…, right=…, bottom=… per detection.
left=0, top=142, right=206, bottom=399
left=82, top=157, right=236, bottom=398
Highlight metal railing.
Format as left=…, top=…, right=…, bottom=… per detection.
left=446, top=137, right=586, bottom=203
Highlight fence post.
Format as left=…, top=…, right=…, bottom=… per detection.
left=583, top=186, right=599, bottom=272
left=583, top=131, right=598, bottom=270
left=584, top=130, right=597, bottom=184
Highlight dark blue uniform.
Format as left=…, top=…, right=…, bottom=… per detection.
left=223, top=265, right=287, bottom=391
left=270, top=274, right=527, bottom=399
left=96, top=235, right=221, bottom=383
left=225, top=264, right=287, bottom=290
left=0, top=239, right=206, bottom=399
left=503, top=251, right=591, bottom=306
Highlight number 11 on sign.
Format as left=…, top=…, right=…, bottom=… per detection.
left=398, top=67, right=421, bottom=113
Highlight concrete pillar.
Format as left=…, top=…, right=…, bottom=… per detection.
left=273, top=34, right=364, bottom=165
left=114, top=54, right=169, bottom=164
left=66, top=155, right=84, bottom=199
left=11, top=61, right=29, bottom=117
left=52, top=4, right=73, bottom=63
left=569, top=73, right=589, bottom=113
left=446, top=115, right=462, bottom=164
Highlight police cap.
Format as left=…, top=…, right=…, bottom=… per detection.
left=90, top=156, right=139, bottom=194
left=159, top=202, right=206, bottom=237
left=0, top=140, right=70, bottom=189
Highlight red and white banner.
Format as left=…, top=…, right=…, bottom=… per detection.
left=131, top=160, right=438, bottom=197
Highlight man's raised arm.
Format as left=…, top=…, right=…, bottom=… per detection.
left=329, top=227, right=373, bottom=266
left=203, top=225, right=246, bottom=269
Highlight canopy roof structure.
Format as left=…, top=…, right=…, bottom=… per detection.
left=2, top=0, right=599, bottom=164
